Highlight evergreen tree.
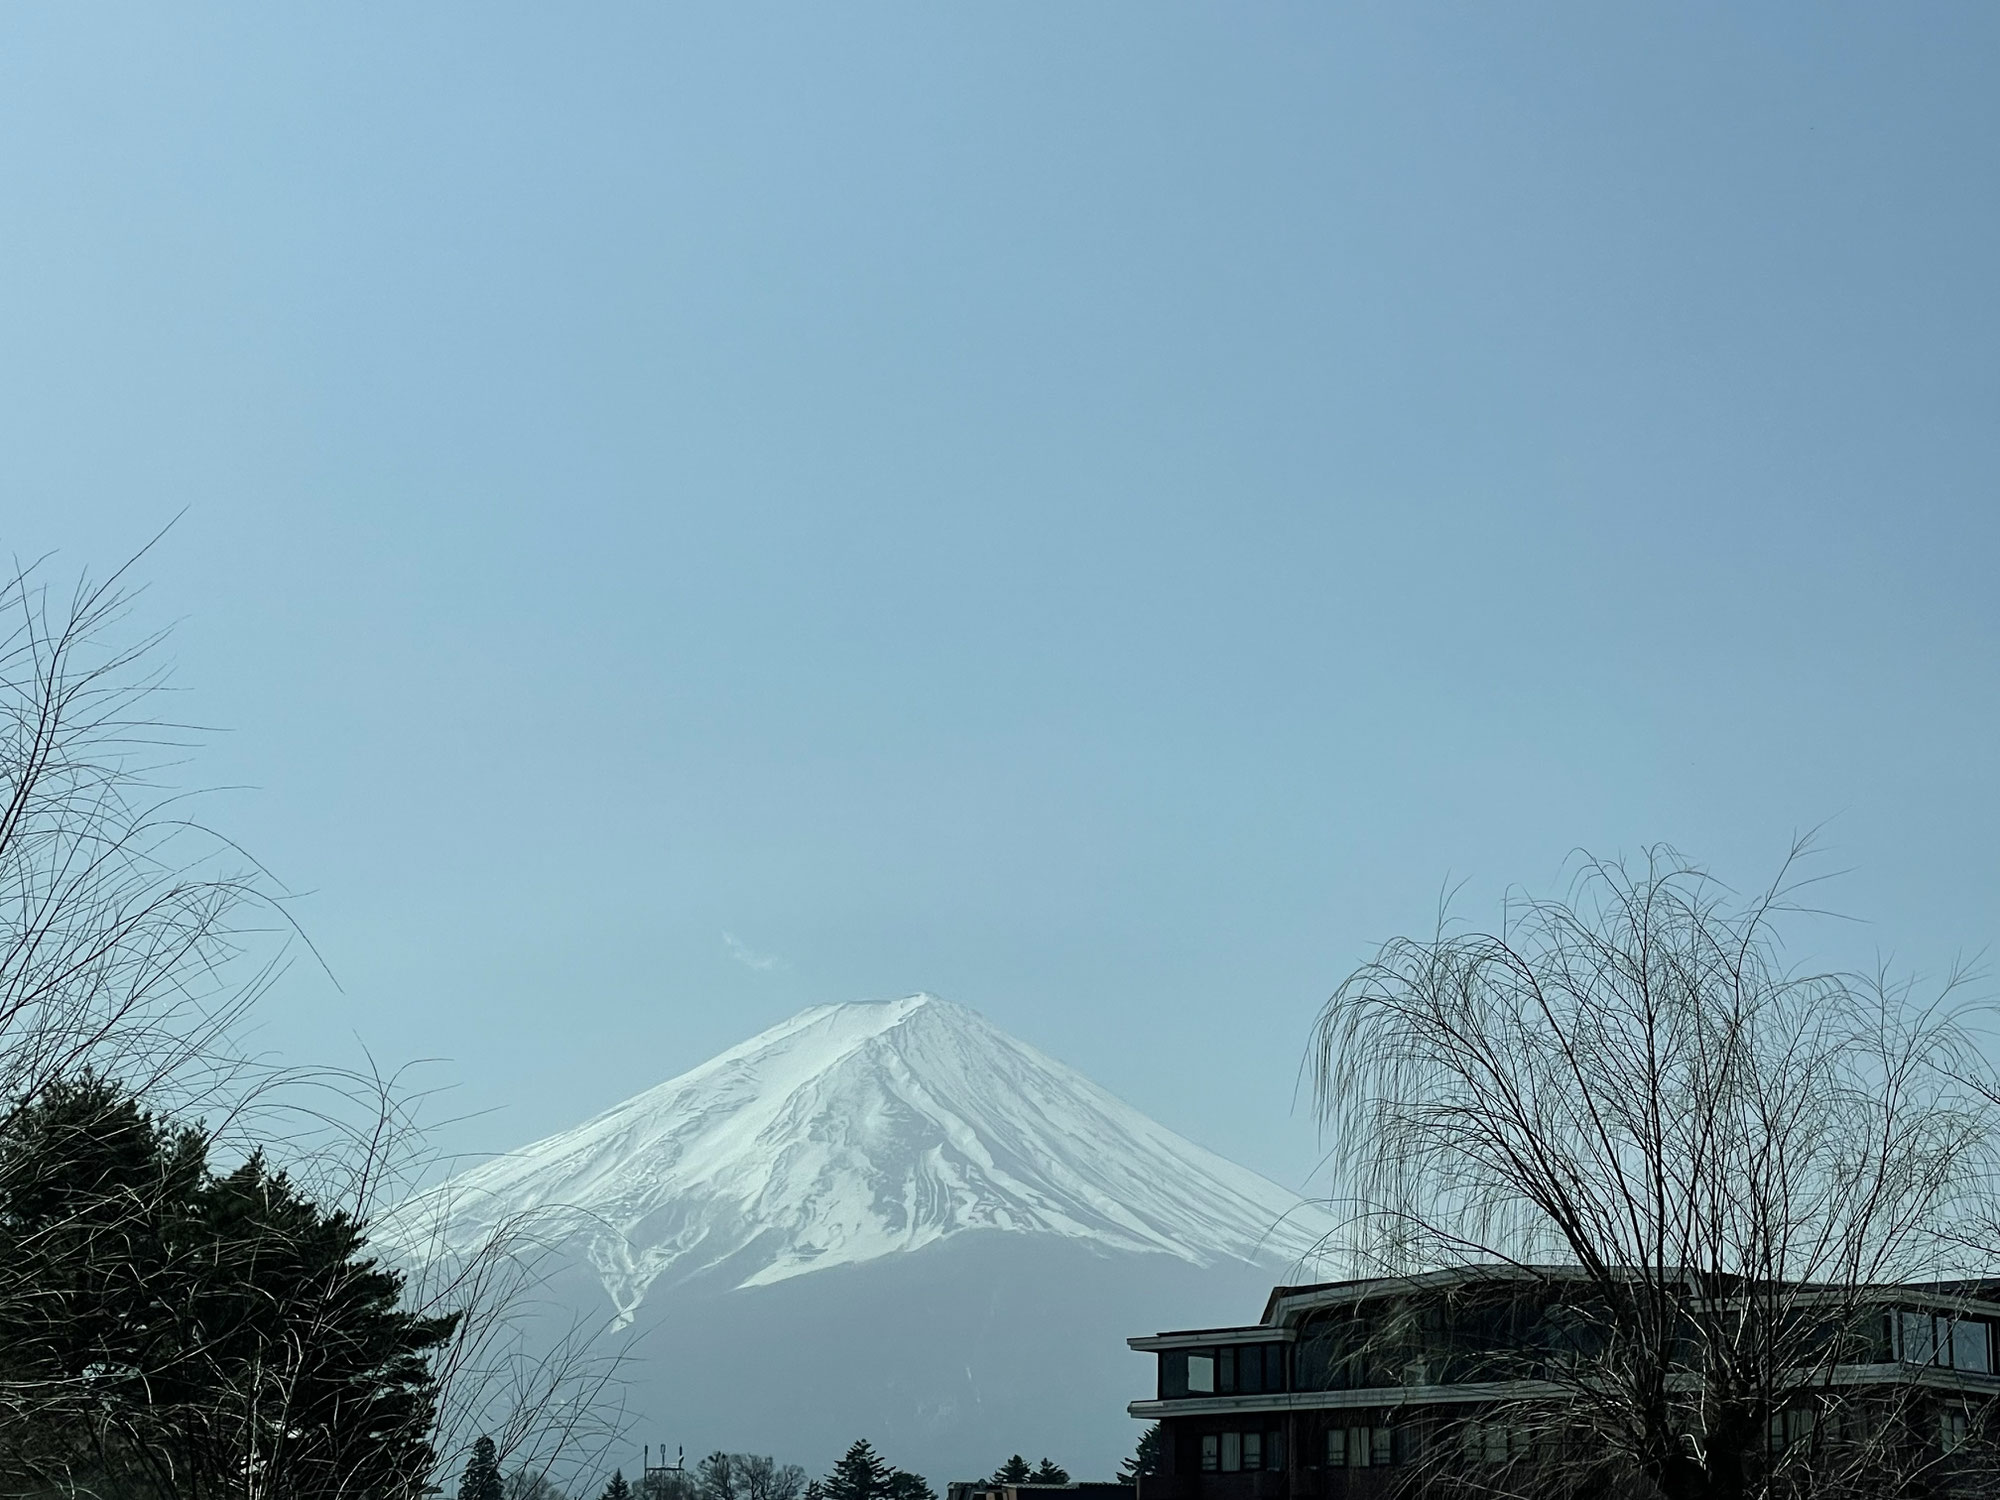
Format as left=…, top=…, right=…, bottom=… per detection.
left=823, top=1441, right=894, bottom=1500
left=1029, top=1461, right=1068, bottom=1486
left=0, top=1074, right=458, bottom=1497
left=1116, top=1426, right=1161, bottom=1485
left=602, top=1470, right=634, bottom=1500
left=991, top=1456, right=1032, bottom=1485
left=885, top=1471, right=934, bottom=1500
left=461, top=1436, right=506, bottom=1500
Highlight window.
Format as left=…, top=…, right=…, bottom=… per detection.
left=1897, top=1312, right=1994, bottom=1374
left=1953, top=1320, right=1993, bottom=1375
left=1941, top=1409, right=1970, bottom=1455
left=1188, top=1353, right=1216, bottom=1394
left=1900, top=1312, right=1939, bottom=1365
left=1462, top=1421, right=1520, bottom=1465
left=1328, top=1427, right=1389, bottom=1468
left=1237, top=1346, right=1261, bottom=1395
left=1768, top=1409, right=1818, bottom=1455
left=1206, top=1343, right=1284, bottom=1396
left=1345, top=1428, right=1372, bottom=1468
left=1210, top=1431, right=1283, bottom=1474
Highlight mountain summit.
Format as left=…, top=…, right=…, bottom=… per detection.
left=419, top=994, right=1325, bottom=1324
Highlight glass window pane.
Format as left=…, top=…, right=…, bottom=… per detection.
left=1219, top=1347, right=1237, bottom=1394
left=1265, top=1431, right=1283, bottom=1472
left=1221, top=1433, right=1242, bottom=1473
left=1242, top=1434, right=1261, bottom=1470
left=1900, top=1312, right=1937, bottom=1364
left=1239, top=1347, right=1262, bottom=1395
left=1201, top=1436, right=1219, bottom=1473
left=1347, top=1428, right=1371, bottom=1468
left=1943, top=1410, right=1969, bottom=1453
left=1267, top=1344, right=1285, bottom=1392
left=1391, top=1427, right=1418, bottom=1467
left=1188, top=1354, right=1215, bottom=1394
left=1370, top=1428, right=1392, bottom=1467
left=1325, top=1431, right=1340, bottom=1467
left=1953, top=1320, right=1992, bottom=1374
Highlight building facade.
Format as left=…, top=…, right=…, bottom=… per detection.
left=1127, top=1268, right=2000, bottom=1497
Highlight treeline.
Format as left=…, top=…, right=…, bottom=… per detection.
left=541, top=1440, right=933, bottom=1500
left=512, top=1430, right=1163, bottom=1500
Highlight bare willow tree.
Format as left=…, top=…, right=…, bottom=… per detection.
left=341, top=1074, right=630, bottom=1498
left=0, top=552, right=625, bottom=1497
left=1310, top=846, right=1997, bottom=1500
left=0, top=550, right=281, bottom=1154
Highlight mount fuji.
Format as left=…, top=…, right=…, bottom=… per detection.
left=402, top=996, right=1331, bottom=1484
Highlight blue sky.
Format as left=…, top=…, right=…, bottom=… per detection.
left=4, top=5, right=1997, bottom=1188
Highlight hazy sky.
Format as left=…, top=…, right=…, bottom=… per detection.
left=4, top=6, right=1996, bottom=1190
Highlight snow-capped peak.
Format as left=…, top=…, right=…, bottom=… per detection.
left=403, top=995, right=1328, bottom=1323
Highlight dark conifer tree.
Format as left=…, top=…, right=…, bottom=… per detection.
left=602, top=1470, right=634, bottom=1500
left=823, top=1441, right=894, bottom=1500
left=461, top=1436, right=506, bottom=1500
left=991, top=1456, right=1031, bottom=1485
left=0, top=1073, right=458, bottom=1497
left=1117, top=1426, right=1160, bottom=1484
left=1029, top=1461, right=1068, bottom=1485
left=885, top=1471, right=933, bottom=1500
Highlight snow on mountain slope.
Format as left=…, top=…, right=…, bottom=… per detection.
left=405, top=994, right=1329, bottom=1323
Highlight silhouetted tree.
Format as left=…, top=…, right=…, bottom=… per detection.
left=824, top=1442, right=894, bottom=1500
left=602, top=1470, right=634, bottom=1500
left=506, top=1469, right=573, bottom=1500
left=699, top=1451, right=740, bottom=1500
left=737, top=1453, right=809, bottom=1500
left=1029, top=1461, right=1067, bottom=1485
left=991, top=1456, right=1031, bottom=1485
left=1311, top=845, right=1996, bottom=1500
left=461, top=1436, right=506, bottom=1500
left=1117, top=1426, right=1159, bottom=1484
left=0, top=1073, right=458, bottom=1496
left=0, top=551, right=624, bottom=1497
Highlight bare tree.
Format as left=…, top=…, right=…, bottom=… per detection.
left=0, top=549, right=286, bottom=1174
left=735, top=1455, right=807, bottom=1500
left=0, top=552, right=627, bottom=1497
left=1309, top=845, right=1996, bottom=1499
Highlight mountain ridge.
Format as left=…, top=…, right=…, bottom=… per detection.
left=404, top=994, right=1329, bottom=1324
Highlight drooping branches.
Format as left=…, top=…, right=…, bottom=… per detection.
left=1309, top=846, right=1997, bottom=1498
left=0, top=552, right=625, bottom=1497
left=0, top=552, right=286, bottom=1126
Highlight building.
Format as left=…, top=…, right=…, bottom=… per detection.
left=1127, top=1267, right=2000, bottom=1496
left=946, top=1484, right=1133, bottom=1500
